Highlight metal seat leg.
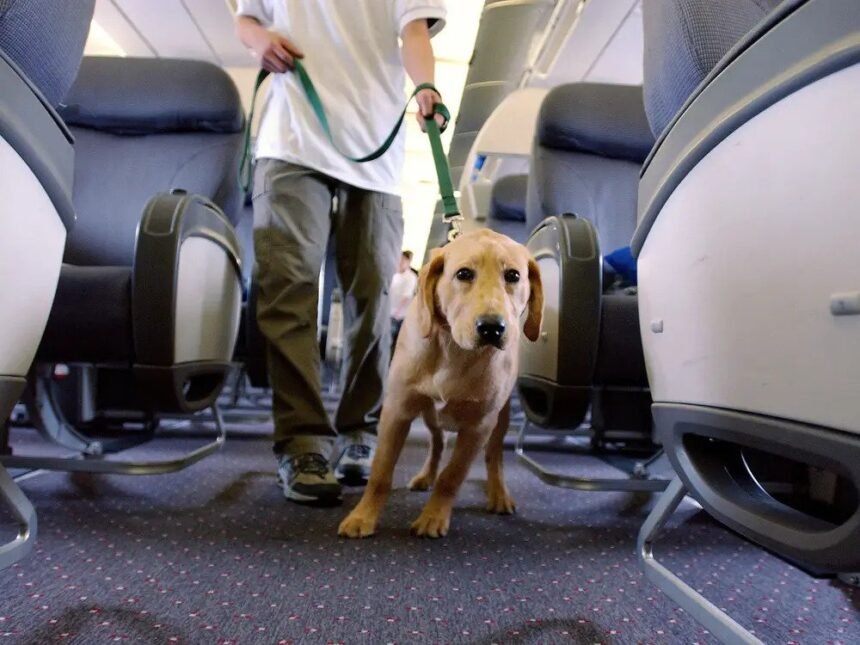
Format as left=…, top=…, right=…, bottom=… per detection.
left=0, top=465, right=36, bottom=569
left=1, top=406, right=227, bottom=476
left=514, top=419, right=670, bottom=492
left=637, top=477, right=764, bottom=645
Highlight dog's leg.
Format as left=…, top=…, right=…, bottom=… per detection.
left=338, top=404, right=413, bottom=538
left=485, top=399, right=515, bottom=514
left=410, top=426, right=487, bottom=538
left=408, top=412, right=445, bottom=491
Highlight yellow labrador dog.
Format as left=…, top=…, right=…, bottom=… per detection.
left=338, top=228, right=543, bottom=539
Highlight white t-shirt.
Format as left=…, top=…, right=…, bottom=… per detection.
left=390, top=269, right=418, bottom=320
left=237, top=0, right=447, bottom=196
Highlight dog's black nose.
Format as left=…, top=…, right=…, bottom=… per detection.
left=476, top=315, right=506, bottom=347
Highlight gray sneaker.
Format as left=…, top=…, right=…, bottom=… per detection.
left=334, top=431, right=376, bottom=486
left=277, top=453, right=342, bottom=506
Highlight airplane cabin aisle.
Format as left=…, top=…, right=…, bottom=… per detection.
left=1, top=396, right=856, bottom=643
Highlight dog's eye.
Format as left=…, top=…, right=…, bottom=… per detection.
left=504, top=269, right=520, bottom=284
left=455, top=268, right=475, bottom=282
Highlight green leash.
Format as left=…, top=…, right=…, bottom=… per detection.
left=238, top=59, right=463, bottom=240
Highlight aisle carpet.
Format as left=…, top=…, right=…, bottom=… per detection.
left=0, top=414, right=856, bottom=644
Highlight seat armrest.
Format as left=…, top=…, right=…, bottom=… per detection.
left=517, top=214, right=602, bottom=428
left=131, top=191, right=243, bottom=412
left=133, top=190, right=242, bottom=365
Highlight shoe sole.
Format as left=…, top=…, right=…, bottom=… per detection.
left=284, top=488, right=342, bottom=507
left=335, top=463, right=370, bottom=486
left=278, top=473, right=342, bottom=506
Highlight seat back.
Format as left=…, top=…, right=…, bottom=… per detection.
left=0, top=0, right=95, bottom=106
left=487, top=174, right=529, bottom=244
left=58, top=57, right=245, bottom=267
left=525, top=83, right=653, bottom=253
left=642, top=0, right=781, bottom=138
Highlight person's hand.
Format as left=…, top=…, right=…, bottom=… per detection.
left=415, top=88, right=446, bottom=132
left=253, top=30, right=304, bottom=73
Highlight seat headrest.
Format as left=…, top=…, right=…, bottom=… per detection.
left=59, top=57, right=245, bottom=135
left=537, top=83, right=655, bottom=164
left=0, top=0, right=95, bottom=106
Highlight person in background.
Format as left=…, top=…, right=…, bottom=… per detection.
left=389, top=250, right=418, bottom=356
left=235, top=0, right=447, bottom=506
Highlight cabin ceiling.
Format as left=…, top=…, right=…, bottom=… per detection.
left=86, top=0, right=484, bottom=69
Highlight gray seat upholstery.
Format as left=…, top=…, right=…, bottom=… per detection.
left=59, top=57, right=245, bottom=266
left=0, top=0, right=94, bottom=106
left=526, top=83, right=654, bottom=253
left=490, top=174, right=528, bottom=222
left=236, top=196, right=256, bottom=289
left=642, top=0, right=781, bottom=138
left=487, top=174, right=529, bottom=243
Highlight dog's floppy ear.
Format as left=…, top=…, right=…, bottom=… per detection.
left=417, top=248, right=445, bottom=337
left=523, top=257, right=543, bottom=342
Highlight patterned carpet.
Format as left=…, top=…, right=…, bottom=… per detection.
left=0, top=409, right=856, bottom=644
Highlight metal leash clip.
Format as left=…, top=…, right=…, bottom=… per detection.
left=444, top=214, right=464, bottom=242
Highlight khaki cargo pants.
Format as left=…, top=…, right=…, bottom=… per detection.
left=252, top=159, right=403, bottom=458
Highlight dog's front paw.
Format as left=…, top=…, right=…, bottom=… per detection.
left=486, top=486, right=516, bottom=515
left=338, top=511, right=377, bottom=539
left=410, top=507, right=450, bottom=538
left=407, top=471, right=435, bottom=491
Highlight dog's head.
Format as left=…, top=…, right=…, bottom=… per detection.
left=417, top=229, right=543, bottom=351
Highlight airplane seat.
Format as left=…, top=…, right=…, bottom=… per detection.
left=487, top=174, right=529, bottom=244
left=517, top=82, right=658, bottom=468
left=634, top=0, right=860, bottom=639
left=6, top=56, right=246, bottom=474
left=49, top=56, right=244, bottom=405
left=0, top=0, right=95, bottom=566
left=0, top=0, right=96, bottom=431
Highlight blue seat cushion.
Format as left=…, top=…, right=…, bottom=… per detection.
left=490, top=174, right=528, bottom=222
